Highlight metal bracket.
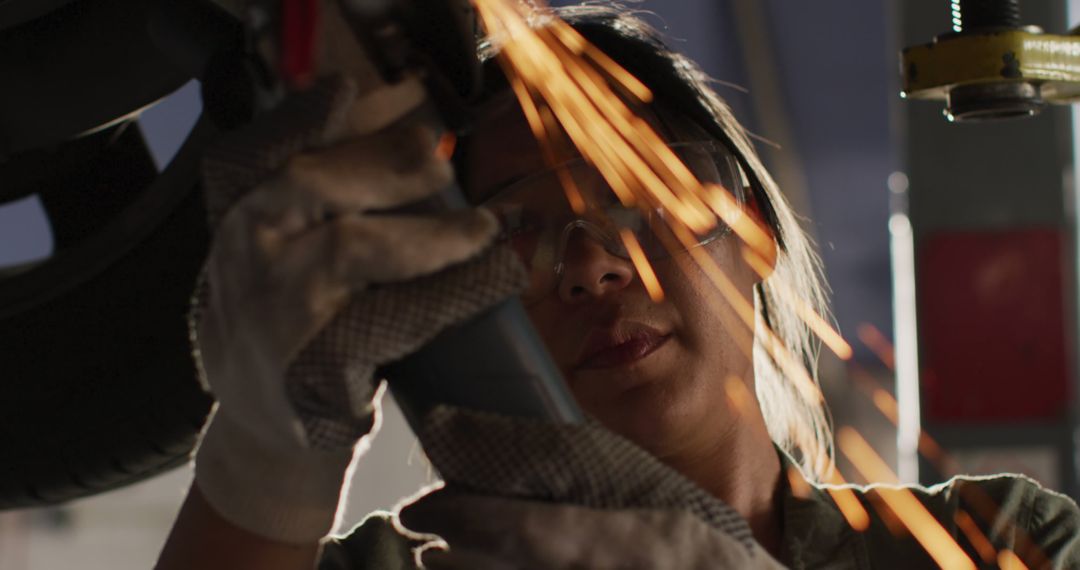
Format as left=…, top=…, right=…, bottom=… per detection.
left=902, top=29, right=1080, bottom=121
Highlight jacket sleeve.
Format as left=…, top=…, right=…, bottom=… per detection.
left=1024, top=481, right=1080, bottom=569
left=923, top=474, right=1080, bottom=569
left=318, top=512, right=423, bottom=570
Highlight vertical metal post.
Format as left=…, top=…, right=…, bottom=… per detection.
left=889, top=172, right=923, bottom=484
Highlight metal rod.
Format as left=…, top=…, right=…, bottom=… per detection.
left=951, top=0, right=1022, bottom=33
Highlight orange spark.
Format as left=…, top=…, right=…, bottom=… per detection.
left=723, top=375, right=784, bottom=438
left=535, top=105, right=587, bottom=213
left=856, top=323, right=895, bottom=370
left=822, top=470, right=872, bottom=532
left=871, top=388, right=899, bottom=424
left=848, top=366, right=1048, bottom=568
left=998, top=550, right=1031, bottom=570
left=666, top=247, right=758, bottom=372
left=793, top=302, right=853, bottom=360
left=547, top=18, right=653, bottom=102
left=474, top=9, right=1048, bottom=568
left=507, top=74, right=546, bottom=141
left=723, top=375, right=755, bottom=415
left=619, top=229, right=665, bottom=302
left=506, top=71, right=588, bottom=214
left=864, top=488, right=909, bottom=537
left=483, top=0, right=711, bottom=231
left=475, top=0, right=840, bottom=474
left=742, top=245, right=853, bottom=361
left=737, top=232, right=775, bottom=279
left=786, top=467, right=813, bottom=500
left=825, top=490, right=871, bottom=532
left=705, top=183, right=775, bottom=261
left=954, top=510, right=997, bottom=564
left=665, top=218, right=823, bottom=404
left=837, top=427, right=976, bottom=570
left=434, top=132, right=457, bottom=161
left=669, top=220, right=755, bottom=325
left=918, top=433, right=952, bottom=472
left=849, top=365, right=958, bottom=475
left=661, top=220, right=828, bottom=471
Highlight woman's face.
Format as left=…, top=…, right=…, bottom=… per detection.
left=462, top=95, right=761, bottom=461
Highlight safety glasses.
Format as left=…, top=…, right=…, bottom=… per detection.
left=483, top=140, right=749, bottom=302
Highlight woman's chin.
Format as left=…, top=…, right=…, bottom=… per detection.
left=568, top=340, right=733, bottom=455
left=594, top=373, right=723, bottom=457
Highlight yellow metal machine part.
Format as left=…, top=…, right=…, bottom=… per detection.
left=902, top=29, right=1080, bottom=121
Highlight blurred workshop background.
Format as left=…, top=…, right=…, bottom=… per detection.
left=3, top=0, right=1080, bottom=568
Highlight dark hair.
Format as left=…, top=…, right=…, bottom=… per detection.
left=462, top=4, right=834, bottom=480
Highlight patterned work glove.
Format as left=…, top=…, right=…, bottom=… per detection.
left=393, top=406, right=783, bottom=569
left=402, top=492, right=785, bottom=569
left=190, top=73, right=527, bottom=543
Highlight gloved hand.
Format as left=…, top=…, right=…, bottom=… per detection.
left=190, top=74, right=527, bottom=544
left=400, top=490, right=786, bottom=569
left=387, top=405, right=781, bottom=569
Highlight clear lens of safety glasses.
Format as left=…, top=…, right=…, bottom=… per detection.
left=482, top=141, right=748, bottom=302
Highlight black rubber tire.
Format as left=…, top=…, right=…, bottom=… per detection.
left=0, top=0, right=224, bottom=510
left=0, top=185, right=213, bottom=509
left=0, top=113, right=217, bottom=509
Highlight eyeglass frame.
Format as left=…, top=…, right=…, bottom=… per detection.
left=478, top=139, right=757, bottom=299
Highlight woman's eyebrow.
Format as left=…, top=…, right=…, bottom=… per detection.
left=477, top=155, right=578, bottom=203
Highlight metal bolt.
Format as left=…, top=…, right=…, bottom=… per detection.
left=951, top=0, right=1022, bottom=33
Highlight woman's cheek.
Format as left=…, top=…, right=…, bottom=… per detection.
left=524, top=301, right=579, bottom=369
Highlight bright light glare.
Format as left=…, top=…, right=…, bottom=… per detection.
left=889, top=209, right=920, bottom=484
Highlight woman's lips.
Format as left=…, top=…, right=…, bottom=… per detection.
left=576, top=326, right=671, bottom=370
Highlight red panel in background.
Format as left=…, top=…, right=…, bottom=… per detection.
left=919, top=229, right=1069, bottom=423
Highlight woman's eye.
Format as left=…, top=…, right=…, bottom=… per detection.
left=494, top=207, right=544, bottom=240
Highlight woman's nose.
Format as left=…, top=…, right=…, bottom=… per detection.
left=557, top=229, right=635, bottom=302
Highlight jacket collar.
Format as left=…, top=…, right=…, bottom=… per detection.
left=777, top=449, right=871, bottom=570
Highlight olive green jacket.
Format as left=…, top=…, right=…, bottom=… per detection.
left=321, top=460, right=1080, bottom=569
left=780, top=471, right=1080, bottom=569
